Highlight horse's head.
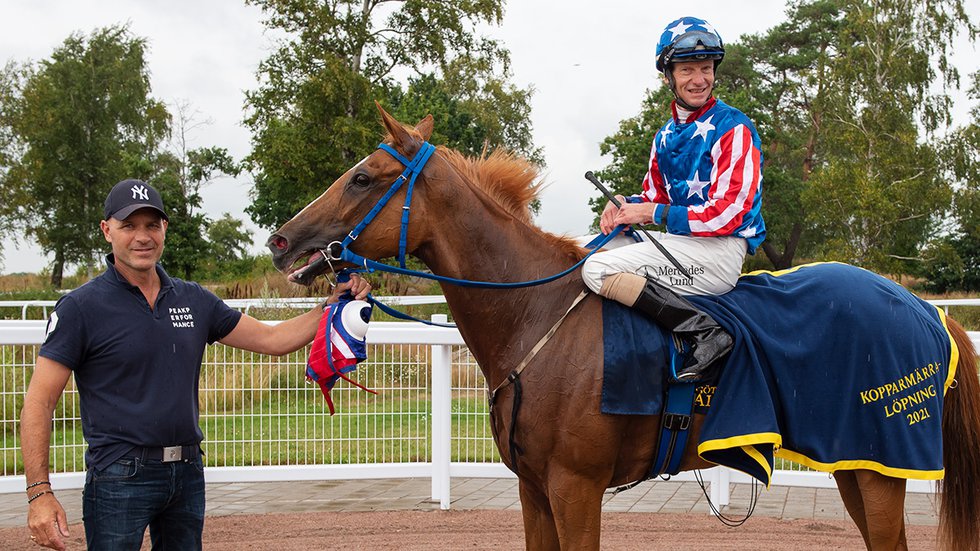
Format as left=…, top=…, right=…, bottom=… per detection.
left=267, top=104, right=436, bottom=284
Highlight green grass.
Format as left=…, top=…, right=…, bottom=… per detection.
left=204, top=394, right=499, bottom=465
left=944, top=305, right=980, bottom=331
left=1, top=391, right=500, bottom=475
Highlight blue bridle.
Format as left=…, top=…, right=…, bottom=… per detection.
left=323, top=140, right=636, bottom=326
left=326, top=140, right=627, bottom=291
left=333, top=142, right=437, bottom=269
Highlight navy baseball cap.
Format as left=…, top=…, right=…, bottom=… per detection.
left=103, top=179, right=169, bottom=221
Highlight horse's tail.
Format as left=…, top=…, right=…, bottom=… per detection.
left=939, top=317, right=980, bottom=551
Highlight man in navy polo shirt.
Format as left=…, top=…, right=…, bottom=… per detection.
left=20, top=179, right=370, bottom=550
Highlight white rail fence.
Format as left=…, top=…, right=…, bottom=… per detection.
left=1, top=299, right=978, bottom=510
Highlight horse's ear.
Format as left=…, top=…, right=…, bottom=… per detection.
left=415, top=115, right=434, bottom=141
left=376, top=101, right=413, bottom=148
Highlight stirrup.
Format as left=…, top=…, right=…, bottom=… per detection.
left=669, top=335, right=726, bottom=383
left=673, top=369, right=705, bottom=383
left=668, top=335, right=692, bottom=382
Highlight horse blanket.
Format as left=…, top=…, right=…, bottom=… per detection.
left=601, top=262, right=959, bottom=485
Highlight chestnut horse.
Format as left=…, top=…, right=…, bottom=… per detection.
left=267, top=107, right=980, bottom=551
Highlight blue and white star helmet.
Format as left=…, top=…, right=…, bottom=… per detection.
left=655, top=16, right=725, bottom=73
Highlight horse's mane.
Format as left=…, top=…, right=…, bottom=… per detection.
left=439, top=147, right=537, bottom=222
left=438, top=147, right=586, bottom=259
left=385, top=121, right=585, bottom=259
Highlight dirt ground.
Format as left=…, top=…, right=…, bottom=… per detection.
left=1, top=509, right=938, bottom=550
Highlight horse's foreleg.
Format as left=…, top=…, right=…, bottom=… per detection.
left=547, top=471, right=606, bottom=551
left=851, top=470, right=909, bottom=550
left=519, top=479, right=560, bottom=551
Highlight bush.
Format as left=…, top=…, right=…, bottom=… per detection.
left=917, top=239, right=966, bottom=293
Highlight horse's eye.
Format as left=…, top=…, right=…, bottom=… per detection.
left=350, top=173, right=371, bottom=188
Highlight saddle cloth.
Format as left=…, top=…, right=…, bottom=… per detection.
left=601, top=262, right=959, bottom=485
left=600, top=298, right=670, bottom=415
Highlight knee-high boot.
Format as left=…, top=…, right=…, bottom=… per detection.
left=633, top=278, right=733, bottom=382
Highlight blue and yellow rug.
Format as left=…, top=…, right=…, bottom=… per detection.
left=600, top=262, right=959, bottom=485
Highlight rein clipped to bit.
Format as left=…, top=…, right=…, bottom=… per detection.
left=321, top=140, right=629, bottom=293
left=309, top=139, right=635, bottom=327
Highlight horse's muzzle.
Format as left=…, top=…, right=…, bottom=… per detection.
left=266, top=234, right=293, bottom=272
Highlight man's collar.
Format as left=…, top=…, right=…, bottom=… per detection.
left=672, top=96, right=717, bottom=124
left=104, top=254, right=173, bottom=290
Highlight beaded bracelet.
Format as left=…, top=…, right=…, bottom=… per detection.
left=25, top=481, right=50, bottom=491
left=27, top=490, right=54, bottom=504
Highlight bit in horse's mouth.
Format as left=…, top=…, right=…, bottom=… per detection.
left=287, top=251, right=329, bottom=285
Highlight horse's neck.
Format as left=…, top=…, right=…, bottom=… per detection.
left=415, top=196, right=587, bottom=384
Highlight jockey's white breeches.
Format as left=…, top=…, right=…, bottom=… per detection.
left=581, top=232, right=748, bottom=296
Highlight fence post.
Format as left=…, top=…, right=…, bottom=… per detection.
left=430, top=314, right=452, bottom=509
left=719, top=466, right=730, bottom=506
left=709, top=467, right=731, bottom=514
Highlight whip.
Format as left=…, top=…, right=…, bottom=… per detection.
left=584, top=171, right=693, bottom=280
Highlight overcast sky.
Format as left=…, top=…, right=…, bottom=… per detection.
left=1, top=0, right=977, bottom=275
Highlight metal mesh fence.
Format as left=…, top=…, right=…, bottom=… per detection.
left=1, top=340, right=501, bottom=477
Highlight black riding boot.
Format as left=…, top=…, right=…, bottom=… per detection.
left=633, top=278, right=733, bottom=382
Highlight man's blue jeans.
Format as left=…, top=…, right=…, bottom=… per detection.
left=83, top=454, right=205, bottom=550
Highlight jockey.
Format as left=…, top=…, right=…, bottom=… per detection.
left=582, top=16, right=766, bottom=383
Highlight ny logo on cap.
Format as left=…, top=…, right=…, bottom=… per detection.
left=131, top=184, right=149, bottom=201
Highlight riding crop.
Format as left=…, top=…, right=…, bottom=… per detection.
left=584, top=171, right=693, bottom=281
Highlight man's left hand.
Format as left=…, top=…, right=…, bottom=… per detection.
left=327, top=273, right=371, bottom=304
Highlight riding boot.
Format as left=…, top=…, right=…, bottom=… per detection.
left=632, top=278, right=733, bottom=382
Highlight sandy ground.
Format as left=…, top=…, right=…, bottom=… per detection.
left=1, top=509, right=938, bottom=550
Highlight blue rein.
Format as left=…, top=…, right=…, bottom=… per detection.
left=332, top=140, right=628, bottom=290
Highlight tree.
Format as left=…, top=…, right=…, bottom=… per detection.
left=736, top=0, right=845, bottom=269
left=389, top=71, right=539, bottom=163
left=193, top=213, right=258, bottom=281
left=208, top=213, right=254, bottom=264
left=243, top=0, right=536, bottom=230
left=919, top=71, right=980, bottom=292
left=0, top=26, right=169, bottom=286
left=244, top=52, right=378, bottom=229
left=0, top=61, right=30, bottom=268
left=800, top=0, right=974, bottom=274
left=150, top=102, right=242, bottom=279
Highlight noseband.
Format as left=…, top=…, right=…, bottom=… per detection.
left=326, top=141, right=437, bottom=269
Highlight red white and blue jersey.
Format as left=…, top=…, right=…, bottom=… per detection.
left=633, top=97, right=766, bottom=254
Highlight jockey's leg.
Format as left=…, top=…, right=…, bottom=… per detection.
left=582, top=234, right=745, bottom=382
left=602, top=273, right=732, bottom=382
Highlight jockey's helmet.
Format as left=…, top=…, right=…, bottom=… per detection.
left=655, top=16, right=725, bottom=74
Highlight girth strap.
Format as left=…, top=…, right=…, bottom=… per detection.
left=650, top=339, right=698, bottom=477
